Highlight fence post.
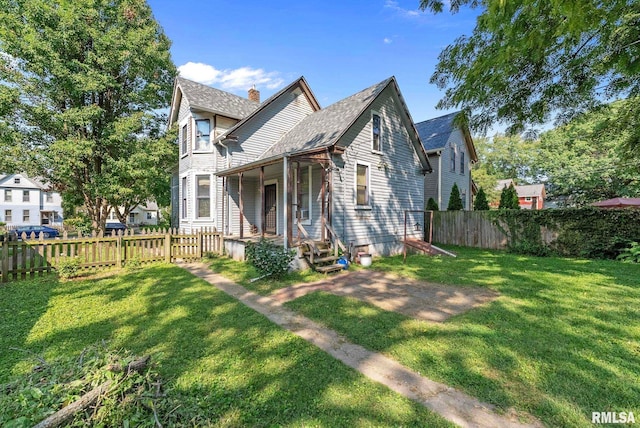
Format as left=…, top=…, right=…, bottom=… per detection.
left=116, top=235, right=122, bottom=268
left=1, top=237, right=8, bottom=283
left=196, top=230, right=203, bottom=259
left=165, top=232, right=171, bottom=263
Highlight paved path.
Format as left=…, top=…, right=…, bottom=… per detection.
left=181, top=263, right=541, bottom=428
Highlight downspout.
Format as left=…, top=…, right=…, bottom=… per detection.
left=437, top=154, right=442, bottom=209
left=283, top=155, right=289, bottom=250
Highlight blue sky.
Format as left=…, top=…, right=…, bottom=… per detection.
left=147, top=0, right=479, bottom=123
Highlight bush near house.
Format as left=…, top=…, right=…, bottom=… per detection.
left=447, top=183, right=463, bottom=210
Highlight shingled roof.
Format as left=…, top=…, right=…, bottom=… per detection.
left=174, top=76, right=259, bottom=120
left=415, top=111, right=460, bottom=152
left=256, top=77, right=393, bottom=160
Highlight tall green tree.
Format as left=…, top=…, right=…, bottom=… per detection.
left=426, top=197, right=439, bottom=211
left=447, top=183, right=464, bottom=210
left=499, top=183, right=520, bottom=210
left=0, top=0, right=177, bottom=231
left=420, top=0, right=640, bottom=153
left=473, top=187, right=490, bottom=210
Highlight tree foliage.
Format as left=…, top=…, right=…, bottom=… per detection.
left=473, top=187, right=490, bottom=210
left=426, top=197, right=439, bottom=211
left=420, top=0, right=640, bottom=153
left=447, top=183, right=464, bottom=210
left=499, top=183, right=520, bottom=210
left=0, top=0, right=177, bottom=231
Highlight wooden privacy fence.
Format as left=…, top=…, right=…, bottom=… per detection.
left=432, top=211, right=509, bottom=249
left=1, top=228, right=223, bottom=283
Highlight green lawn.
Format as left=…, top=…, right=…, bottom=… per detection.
left=285, top=247, right=640, bottom=428
left=0, top=264, right=452, bottom=427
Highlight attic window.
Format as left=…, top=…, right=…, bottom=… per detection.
left=450, top=146, right=456, bottom=172
left=14, top=177, right=20, bottom=184
left=372, top=113, right=382, bottom=153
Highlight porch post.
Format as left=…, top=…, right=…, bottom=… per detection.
left=221, top=176, right=226, bottom=235
left=287, top=158, right=293, bottom=247
left=321, top=165, right=326, bottom=241
left=260, top=166, right=265, bottom=237
left=239, top=172, right=244, bottom=238
left=283, top=156, right=289, bottom=249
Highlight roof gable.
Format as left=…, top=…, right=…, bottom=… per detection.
left=169, top=77, right=259, bottom=124
left=0, top=173, right=43, bottom=189
left=415, top=111, right=478, bottom=162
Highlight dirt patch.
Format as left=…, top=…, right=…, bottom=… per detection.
left=270, top=270, right=499, bottom=322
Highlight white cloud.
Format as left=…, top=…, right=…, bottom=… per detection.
left=178, top=62, right=285, bottom=92
left=384, top=0, right=424, bottom=18
left=383, top=37, right=393, bottom=44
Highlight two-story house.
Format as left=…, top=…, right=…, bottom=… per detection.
left=415, top=112, right=478, bottom=210
left=170, top=76, right=432, bottom=263
left=0, top=173, right=64, bottom=226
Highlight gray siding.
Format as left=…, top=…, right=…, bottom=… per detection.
left=440, top=129, right=472, bottom=210
left=332, top=86, right=425, bottom=256
left=229, top=90, right=315, bottom=168
left=424, top=154, right=440, bottom=209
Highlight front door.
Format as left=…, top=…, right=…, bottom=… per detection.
left=264, top=184, right=277, bottom=234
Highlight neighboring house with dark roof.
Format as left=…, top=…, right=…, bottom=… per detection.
left=415, top=112, right=477, bottom=210
left=0, top=173, right=63, bottom=226
left=169, top=76, right=431, bottom=261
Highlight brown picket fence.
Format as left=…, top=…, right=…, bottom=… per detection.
left=0, top=228, right=223, bottom=283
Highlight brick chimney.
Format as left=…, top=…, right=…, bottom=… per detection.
left=248, top=85, right=260, bottom=103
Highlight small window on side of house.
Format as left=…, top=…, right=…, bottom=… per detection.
left=460, top=152, right=465, bottom=174
left=14, top=177, right=20, bottom=184
left=181, top=124, right=188, bottom=155
left=23, top=190, right=29, bottom=202
left=450, top=146, right=456, bottom=172
left=46, top=192, right=53, bottom=203
left=181, top=177, right=188, bottom=218
left=23, top=209, right=30, bottom=222
left=372, top=113, right=382, bottom=153
left=4, top=189, right=11, bottom=202
left=5, top=209, right=12, bottom=222
left=196, top=175, right=210, bottom=218
left=356, top=164, right=370, bottom=207
left=146, top=212, right=152, bottom=220
left=525, top=197, right=532, bottom=201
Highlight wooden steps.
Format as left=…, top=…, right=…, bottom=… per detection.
left=315, top=264, right=345, bottom=274
left=301, top=240, right=344, bottom=274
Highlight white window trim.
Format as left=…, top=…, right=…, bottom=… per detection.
left=525, top=196, right=532, bottom=201
left=180, top=174, right=189, bottom=220
left=354, top=161, right=372, bottom=210
left=180, top=117, right=189, bottom=158
left=194, top=172, right=214, bottom=220
left=294, top=165, right=312, bottom=226
left=371, top=111, right=383, bottom=155
left=193, top=117, right=214, bottom=154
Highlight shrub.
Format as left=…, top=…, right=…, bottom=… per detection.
left=447, top=183, right=463, bottom=211
left=499, top=183, right=520, bottom=209
left=618, top=241, right=640, bottom=263
left=65, top=216, right=92, bottom=235
left=245, top=239, right=295, bottom=279
left=125, top=256, right=143, bottom=270
left=473, top=187, right=490, bottom=210
left=426, top=197, right=439, bottom=211
left=57, top=256, right=81, bottom=280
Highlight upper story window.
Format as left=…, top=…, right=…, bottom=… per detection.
left=4, top=189, right=11, bottom=202
left=45, top=192, right=53, bottom=203
left=450, top=146, right=456, bottom=172
left=195, top=119, right=211, bottom=151
left=294, top=165, right=312, bottom=224
left=4, top=210, right=12, bottom=222
left=372, top=113, right=382, bottom=153
left=181, top=124, right=188, bottom=155
left=356, top=163, right=370, bottom=207
left=460, top=152, right=465, bottom=174
left=23, top=190, right=29, bottom=202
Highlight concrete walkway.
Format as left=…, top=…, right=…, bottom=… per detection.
left=181, top=263, right=541, bottom=428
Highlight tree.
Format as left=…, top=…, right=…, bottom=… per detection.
left=530, top=100, right=640, bottom=206
left=0, top=0, right=177, bottom=231
left=499, top=183, right=520, bottom=210
left=420, top=0, right=640, bottom=153
left=447, top=183, right=463, bottom=210
left=473, top=187, right=490, bottom=210
left=426, top=197, right=439, bottom=211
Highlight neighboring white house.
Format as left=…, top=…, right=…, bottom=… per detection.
left=169, top=76, right=432, bottom=259
left=0, top=173, right=64, bottom=226
left=106, top=201, right=160, bottom=226
left=415, top=112, right=478, bottom=210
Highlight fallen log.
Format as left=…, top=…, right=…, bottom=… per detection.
left=33, top=355, right=150, bottom=428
